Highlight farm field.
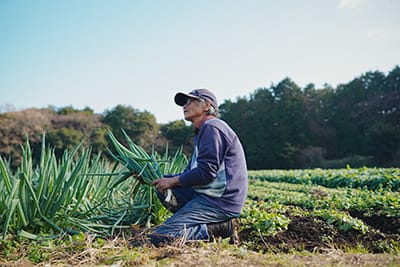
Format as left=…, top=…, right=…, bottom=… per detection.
left=243, top=168, right=400, bottom=253
left=0, top=137, right=399, bottom=266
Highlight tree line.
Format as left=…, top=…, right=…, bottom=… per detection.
left=1, top=66, right=399, bottom=169
left=221, top=66, right=400, bottom=169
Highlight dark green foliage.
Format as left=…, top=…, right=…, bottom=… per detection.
left=102, top=105, right=159, bottom=150
left=220, top=66, right=400, bottom=169
left=160, top=120, right=193, bottom=154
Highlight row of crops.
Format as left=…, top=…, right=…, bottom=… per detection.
left=249, top=168, right=400, bottom=191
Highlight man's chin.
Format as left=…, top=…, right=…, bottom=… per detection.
left=183, top=113, right=191, bottom=121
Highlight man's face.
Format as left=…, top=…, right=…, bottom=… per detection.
left=182, top=97, right=209, bottom=122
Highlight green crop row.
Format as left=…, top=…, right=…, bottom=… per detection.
left=249, top=179, right=400, bottom=217
left=249, top=167, right=400, bottom=191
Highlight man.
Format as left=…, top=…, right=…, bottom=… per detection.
left=150, top=89, right=248, bottom=246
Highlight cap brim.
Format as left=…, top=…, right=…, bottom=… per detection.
left=174, top=92, right=201, bottom=106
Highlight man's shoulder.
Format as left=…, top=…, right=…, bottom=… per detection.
left=204, top=118, right=229, bottom=129
left=203, top=118, right=237, bottom=140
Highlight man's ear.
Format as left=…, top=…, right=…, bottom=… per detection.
left=204, top=100, right=211, bottom=111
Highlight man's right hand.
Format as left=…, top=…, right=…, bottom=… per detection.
left=151, top=176, right=180, bottom=192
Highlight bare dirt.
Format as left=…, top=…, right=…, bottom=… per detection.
left=239, top=213, right=400, bottom=253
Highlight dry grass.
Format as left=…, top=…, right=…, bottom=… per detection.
left=1, top=234, right=399, bottom=267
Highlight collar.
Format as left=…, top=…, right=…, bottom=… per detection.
left=194, top=115, right=215, bottom=134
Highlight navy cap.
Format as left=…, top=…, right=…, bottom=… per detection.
left=174, top=89, right=219, bottom=111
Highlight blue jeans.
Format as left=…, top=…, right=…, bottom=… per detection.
left=150, top=186, right=239, bottom=246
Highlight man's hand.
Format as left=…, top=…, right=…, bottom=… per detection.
left=151, top=176, right=180, bottom=192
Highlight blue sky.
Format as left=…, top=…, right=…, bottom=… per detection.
left=1, top=0, right=399, bottom=123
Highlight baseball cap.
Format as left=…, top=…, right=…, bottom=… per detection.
left=174, top=89, right=219, bottom=111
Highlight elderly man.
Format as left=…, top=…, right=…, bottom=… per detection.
left=150, top=89, right=248, bottom=246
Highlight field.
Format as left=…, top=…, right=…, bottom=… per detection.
left=242, top=168, right=400, bottom=253
left=0, top=137, right=399, bottom=266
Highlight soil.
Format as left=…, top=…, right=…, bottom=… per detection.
left=349, top=210, right=400, bottom=234
left=239, top=214, right=400, bottom=253
left=126, top=212, right=399, bottom=254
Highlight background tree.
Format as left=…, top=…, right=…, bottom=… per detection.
left=0, top=108, right=53, bottom=167
left=270, top=78, right=307, bottom=168
left=363, top=67, right=400, bottom=165
left=160, top=120, right=193, bottom=154
left=47, top=106, right=105, bottom=158
left=101, top=105, right=159, bottom=151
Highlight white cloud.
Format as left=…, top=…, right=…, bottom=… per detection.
left=339, top=0, right=364, bottom=9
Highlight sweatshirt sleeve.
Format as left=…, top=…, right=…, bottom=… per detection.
left=178, top=124, right=227, bottom=187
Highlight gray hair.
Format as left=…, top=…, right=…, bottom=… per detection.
left=206, top=103, right=220, bottom=118
left=197, top=98, right=220, bottom=118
